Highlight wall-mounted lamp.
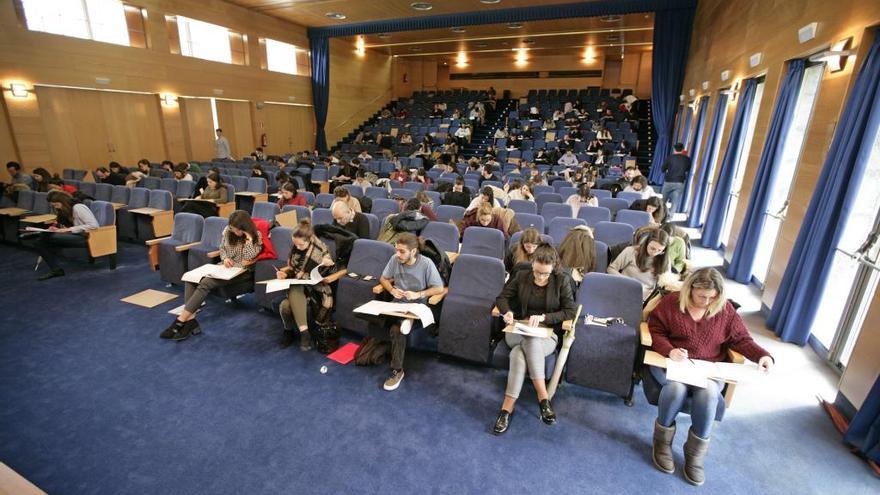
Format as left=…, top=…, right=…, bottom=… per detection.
left=514, top=48, right=527, bottom=65
left=679, top=94, right=684, bottom=102
left=720, top=70, right=731, bottom=82
left=161, top=94, right=177, bottom=106
left=355, top=36, right=366, bottom=57
left=749, top=52, right=763, bottom=68
left=457, top=51, right=468, bottom=67
left=213, top=89, right=224, bottom=96
left=720, top=81, right=740, bottom=101
left=10, top=83, right=29, bottom=98
left=582, top=46, right=596, bottom=63
left=798, top=22, right=818, bottom=44
left=809, top=37, right=853, bottom=72
left=687, top=101, right=697, bottom=110
left=688, top=89, right=696, bottom=98
left=701, top=81, right=709, bottom=91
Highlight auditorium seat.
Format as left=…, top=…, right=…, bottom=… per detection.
left=598, top=197, right=630, bottom=218
left=593, top=221, right=635, bottom=248
left=421, top=221, right=459, bottom=254
left=615, top=191, right=642, bottom=204
left=615, top=209, right=653, bottom=230
left=507, top=199, right=537, bottom=215
left=514, top=212, right=544, bottom=234
left=576, top=205, right=612, bottom=228
left=116, top=187, right=150, bottom=241
left=547, top=217, right=587, bottom=246
left=255, top=226, right=294, bottom=311
left=437, top=254, right=506, bottom=364
left=541, top=202, right=573, bottom=231
left=334, top=240, right=396, bottom=336
left=252, top=202, right=280, bottom=224
left=435, top=205, right=465, bottom=224
left=187, top=217, right=229, bottom=270
left=460, top=226, right=505, bottom=260
left=150, top=213, right=204, bottom=285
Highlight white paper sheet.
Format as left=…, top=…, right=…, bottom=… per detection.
left=181, top=263, right=245, bottom=284
left=503, top=322, right=553, bottom=338
left=259, top=266, right=324, bottom=293
left=665, top=359, right=710, bottom=388
left=353, top=300, right=435, bottom=328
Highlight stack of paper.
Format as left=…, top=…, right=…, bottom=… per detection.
left=353, top=300, right=435, bottom=328
left=181, top=263, right=245, bottom=284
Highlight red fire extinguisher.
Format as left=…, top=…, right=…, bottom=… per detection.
left=261, top=133, right=268, bottom=147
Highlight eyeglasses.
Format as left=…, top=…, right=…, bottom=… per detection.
left=533, top=270, right=552, bottom=278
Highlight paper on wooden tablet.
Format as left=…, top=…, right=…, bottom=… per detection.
left=353, top=300, right=435, bottom=327
left=22, top=226, right=53, bottom=232
left=665, top=358, right=766, bottom=388
left=181, top=263, right=245, bottom=284
left=120, top=289, right=178, bottom=308
left=503, top=322, right=554, bottom=339
left=274, top=210, right=298, bottom=227
left=259, top=266, right=323, bottom=293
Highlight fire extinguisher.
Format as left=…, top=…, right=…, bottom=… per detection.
left=261, top=133, right=268, bottom=147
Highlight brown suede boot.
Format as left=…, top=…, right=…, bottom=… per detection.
left=652, top=420, right=676, bottom=474
left=683, top=428, right=710, bottom=486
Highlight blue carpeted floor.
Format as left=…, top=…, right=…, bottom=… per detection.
left=0, top=242, right=876, bottom=494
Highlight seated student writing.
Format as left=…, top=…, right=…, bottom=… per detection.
left=504, top=227, right=543, bottom=274
left=493, top=245, right=577, bottom=435
left=459, top=203, right=509, bottom=241
left=565, top=184, right=598, bottom=216
left=557, top=225, right=597, bottom=283
left=276, top=182, right=308, bottom=209
left=607, top=229, right=671, bottom=301
left=160, top=210, right=262, bottom=341
left=29, top=191, right=99, bottom=280
left=181, top=171, right=229, bottom=218
left=276, top=219, right=336, bottom=351
left=371, top=233, right=444, bottom=391
left=647, top=268, right=773, bottom=486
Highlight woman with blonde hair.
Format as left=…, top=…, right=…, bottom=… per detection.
left=647, top=267, right=774, bottom=485
left=557, top=225, right=597, bottom=283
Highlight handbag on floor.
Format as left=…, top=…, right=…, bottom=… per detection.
left=354, top=336, right=390, bottom=366
left=309, top=320, right=340, bottom=354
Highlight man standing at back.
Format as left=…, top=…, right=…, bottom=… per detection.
left=215, top=128, right=233, bottom=160
left=661, top=143, right=691, bottom=215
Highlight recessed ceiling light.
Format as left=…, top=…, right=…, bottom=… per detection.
left=600, top=15, right=622, bottom=22
left=507, top=22, right=523, bottom=29
left=409, top=47, right=422, bottom=52
left=451, top=27, right=466, bottom=33
left=377, top=33, right=391, bottom=39
left=410, top=2, right=433, bottom=11
left=325, top=12, right=346, bottom=20
left=521, top=39, right=535, bottom=45
left=474, top=42, right=488, bottom=48
left=480, top=0, right=501, bottom=4
left=501, top=41, right=509, bottom=46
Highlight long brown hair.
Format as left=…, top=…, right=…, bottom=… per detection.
left=512, top=227, right=542, bottom=265
left=558, top=226, right=597, bottom=273
left=226, top=210, right=260, bottom=246
left=47, top=190, right=75, bottom=227
left=636, top=229, right=669, bottom=274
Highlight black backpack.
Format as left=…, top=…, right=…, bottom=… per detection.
left=314, top=223, right=358, bottom=267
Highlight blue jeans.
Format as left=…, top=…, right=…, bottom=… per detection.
left=651, top=366, right=720, bottom=439
left=661, top=181, right=685, bottom=214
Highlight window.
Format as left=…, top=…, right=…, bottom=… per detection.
left=265, top=38, right=299, bottom=75
left=20, top=0, right=131, bottom=47
left=175, top=15, right=232, bottom=64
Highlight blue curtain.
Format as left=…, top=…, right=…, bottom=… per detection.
left=727, top=60, right=805, bottom=283
left=701, top=78, right=758, bottom=249
left=647, top=9, right=696, bottom=186
left=308, top=34, right=330, bottom=153
left=767, top=33, right=880, bottom=345
left=671, top=105, right=684, bottom=150
left=687, top=93, right=728, bottom=227
left=844, top=376, right=880, bottom=463
left=680, top=95, right=710, bottom=213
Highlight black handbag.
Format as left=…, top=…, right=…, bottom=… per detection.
left=309, top=320, right=340, bottom=354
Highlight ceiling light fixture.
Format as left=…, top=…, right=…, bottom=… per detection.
left=451, top=27, right=466, bottom=33
left=409, top=47, right=422, bottom=52
left=515, top=47, right=528, bottom=65
left=355, top=36, right=366, bottom=56
left=378, top=33, right=391, bottom=39
left=474, top=42, right=488, bottom=48
left=456, top=51, right=468, bottom=67
left=10, top=83, right=29, bottom=98
left=325, top=12, right=346, bottom=20
left=480, top=0, right=501, bottom=4
left=410, top=2, right=433, bottom=11
left=521, top=39, right=535, bottom=45
left=507, top=22, right=523, bottom=29
left=600, top=15, right=622, bottom=22
left=582, top=45, right=596, bottom=63
left=809, top=37, right=854, bottom=72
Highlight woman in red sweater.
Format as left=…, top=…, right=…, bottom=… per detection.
left=459, top=203, right=508, bottom=240
left=647, top=267, right=773, bottom=486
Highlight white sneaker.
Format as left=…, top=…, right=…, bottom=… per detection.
left=399, top=319, right=413, bottom=335
left=383, top=369, right=405, bottom=391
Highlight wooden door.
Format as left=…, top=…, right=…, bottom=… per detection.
left=179, top=97, right=215, bottom=161
left=215, top=100, right=254, bottom=159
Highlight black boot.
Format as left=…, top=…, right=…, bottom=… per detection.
left=299, top=329, right=313, bottom=351
left=171, top=319, right=201, bottom=341
left=279, top=330, right=295, bottom=348
left=539, top=399, right=556, bottom=425
left=493, top=409, right=513, bottom=435
left=160, top=319, right=185, bottom=339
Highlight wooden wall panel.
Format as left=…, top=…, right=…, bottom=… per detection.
left=619, top=54, right=640, bottom=86
left=0, top=95, right=18, bottom=165
left=326, top=38, right=392, bottom=146
left=636, top=52, right=652, bottom=98
left=288, top=105, right=316, bottom=154
left=682, top=0, right=880, bottom=408
left=216, top=100, right=255, bottom=159
left=102, top=92, right=166, bottom=166
left=259, top=103, right=292, bottom=156
left=160, top=103, right=187, bottom=163
left=179, top=97, right=215, bottom=161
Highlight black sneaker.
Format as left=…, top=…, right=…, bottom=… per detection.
left=299, top=330, right=313, bottom=352
left=279, top=330, right=295, bottom=348
left=493, top=409, right=513, bottom=435
left=171, top=319, right=202, bottom=341
left=38, top=269, right=64, bottom=281
left=539, top=399, right=556, bottom=425
left=160, top=319, right=184, bottom=339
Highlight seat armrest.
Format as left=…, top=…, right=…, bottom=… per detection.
left=175, top=242, right=202, bottom=252
left=446, top=251, right=459, bottom=263
left=321, top=269, right=348, bottom=284
left=207, top=250, right=221, bottom=258
left=640, top=322, right=652, bottom=346
left=145, top=236, right=170, bottom=246
left=428, top=287, right=448, bottom=305
left=491, top=305, right=500, bottom=317
left=727, top=349, right=745, bottom=364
